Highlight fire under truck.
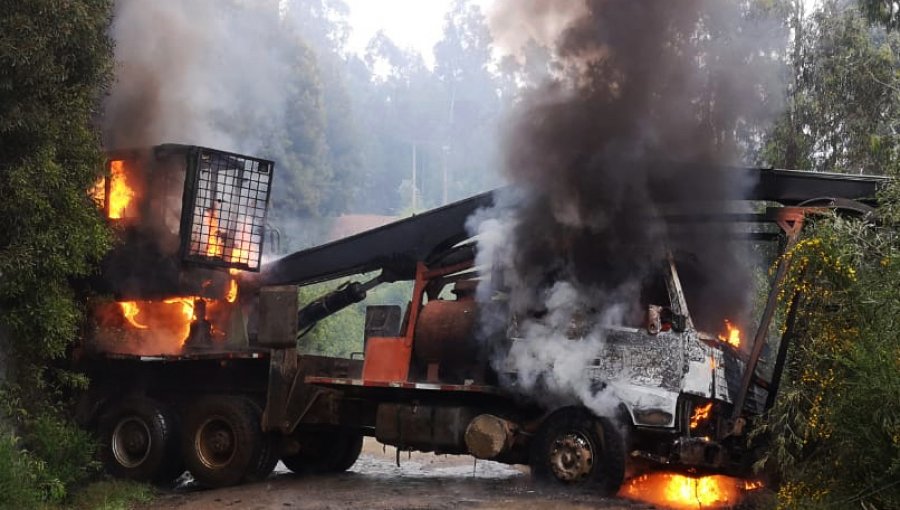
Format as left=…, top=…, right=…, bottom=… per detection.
left=75, top=144, right=888, bottom=492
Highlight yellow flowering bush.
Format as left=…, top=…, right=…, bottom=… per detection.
left=755, top=185, right=900, bottom=510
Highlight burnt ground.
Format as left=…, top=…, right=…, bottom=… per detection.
left=139, top=439, right=659, bottom=510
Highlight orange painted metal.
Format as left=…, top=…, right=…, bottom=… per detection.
left=362, top=262, right=427, bottom=381
left=360, top=337, right=412, bottom=382
left=361, top=260, right=474, bottom=383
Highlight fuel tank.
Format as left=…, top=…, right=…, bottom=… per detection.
left=412, top=280, right=480, bottom=371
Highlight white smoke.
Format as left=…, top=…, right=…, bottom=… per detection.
left=104, top=0, right=290, bottom=154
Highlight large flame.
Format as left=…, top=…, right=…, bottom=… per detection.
left=161, top=297, right=199, bottom=343
left=90, top=160, right=137, bottom=219
left=107, top=160, right=136, bottom=219
left=717, top=320, right=741, bottom=348
left=621, top=473, right=759, bottom=509
left=118, top=302, right=148, bottom=329
left=95, top=292, right=237, bottom=356
left=690, top=402, right=713, bottom=430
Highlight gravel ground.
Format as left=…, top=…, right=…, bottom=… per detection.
left=139, top=439, right=660, bottom=510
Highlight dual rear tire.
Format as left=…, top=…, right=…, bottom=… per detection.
left=98, top=397, right=184, bottom=484
left=182, top=396, right=278, bottom=488
left=98, top=395, right=278, bottom=488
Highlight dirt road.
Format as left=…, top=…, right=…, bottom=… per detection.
left=141, top=439, right=658, bottom=510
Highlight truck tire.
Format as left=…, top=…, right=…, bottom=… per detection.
left=282, top=431, right=363, bottom=474
left=529, top=408, right=625, bottom=495
left=183, top=396, right=273, bottom=488
left=98, top=397, right=183, bottom=484
left=244, top=401, right=279, bottom=483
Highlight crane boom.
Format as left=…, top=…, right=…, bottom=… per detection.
left=253, top=167, right=889, bottom=288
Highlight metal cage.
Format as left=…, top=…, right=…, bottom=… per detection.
left=181, top=147, right=274, bottom=272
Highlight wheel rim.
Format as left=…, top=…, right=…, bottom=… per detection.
left=548, top=431, right=595, bottom=483
left=112, top=417, right=152, bottom=469
left=195, top=416, right=237, bottom=469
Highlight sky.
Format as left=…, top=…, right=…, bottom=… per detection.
left=341, top=0, right=822, bottom=67
left=343, top=0, right=494, bottom=66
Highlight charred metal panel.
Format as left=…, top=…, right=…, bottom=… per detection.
left=257, top=286, right=298, bottom=348
left=589, top=328, right=685, bottom=392
left=262, top=348, right=298, bottom=432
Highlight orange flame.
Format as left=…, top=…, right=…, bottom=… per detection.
left=204, top=209, right=225, bottom=258
left=621, top=473, right=753, bottom=509
left=226, top=279, right=238, bottom=303
left=107, top=160, right=136, bottom=219
left=90, top=160, right=138, bottom=219
left=118, top=302, right=148, bottom=329
left=162, top=297, right=198, bottom=343
left=104, top=293, right=237, bottom=355
left=690, top=402, right=713, bottom=430
left=229, top=220, right=252, bottom=265
left=718, top=320, right=741, bottom=348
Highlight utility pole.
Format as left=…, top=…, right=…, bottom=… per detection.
left=441, top=144, right=449, bottom=205
left=411, top=142, right=418, bottom=212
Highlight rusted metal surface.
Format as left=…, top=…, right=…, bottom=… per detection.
left=413, top=299, right=478, bottom=365
left=729, top=208, right=805, bottom=425
left=262, top=348, right=298, bottom=432
left=375, top=403, right=475, bottom=454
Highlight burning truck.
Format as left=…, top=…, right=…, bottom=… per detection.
left=75, top=145, right=886, bottom=499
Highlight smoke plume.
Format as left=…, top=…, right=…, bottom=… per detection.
left=472, top=1, right=786, bottom=412
left=104, top=0, right=288, bottom=153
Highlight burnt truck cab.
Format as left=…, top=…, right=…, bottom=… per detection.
left=494, top=254, right=769, bottom=478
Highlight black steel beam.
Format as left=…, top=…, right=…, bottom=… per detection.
left=251, top=190, right=494, bottom=287
left=753, top=168, right=888, bottom=205
left=253, top=168, right=889, bottom=287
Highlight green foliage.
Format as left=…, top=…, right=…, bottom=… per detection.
left=297, top=276, right=411, bottom=358
left=756, top=183, right=900, bottom=509
left=0, top=431, right=59, bottom=508
left=0, top=0, right=114, bottom=506
left=67, top=480, right=154, bottom=510
left=0, top=0, right=113, bottom=361
left=859, top=0, right=900, bottom=31
left=26, top=414, right=99, bottom=491
left=764, top=1, right=900, bottom=174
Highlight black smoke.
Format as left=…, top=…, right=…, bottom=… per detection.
left=488, top=0, right=785, bottom=331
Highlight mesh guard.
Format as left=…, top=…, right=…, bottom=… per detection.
left=182, top=148, right=273, bottom=272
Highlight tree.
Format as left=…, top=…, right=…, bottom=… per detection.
left=433, top=0, right=504, bottom=202
left=756, top=185, right=900, bottom=509
left=0, top=0, right=113, bottom=504
left=859, top=0, right=900, bottom=30
left=765, top=1, right=900, bottom=174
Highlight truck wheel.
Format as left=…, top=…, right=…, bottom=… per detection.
left=183, top=396, right=272, bottom=488
left=244, top=401, right=279, bottom=483
left=282, top=431, right=363, bottom=474
left=98, top=397, right=183, bottom=484
left=529, top=408, right=625, bottom=495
